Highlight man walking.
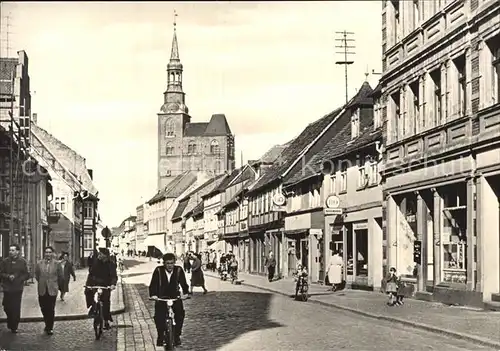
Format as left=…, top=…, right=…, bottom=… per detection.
left=265, top=251, right=276, bottom=282
left=0, top=244, right=29, bottom=333
left=35, top=246, right=63, bottom=335
left=149, top=253, right=191, bottom=347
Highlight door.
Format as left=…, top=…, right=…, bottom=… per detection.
left=301, top=238, right=309, bottom=268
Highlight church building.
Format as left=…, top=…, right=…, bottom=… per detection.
left=157, top=20, right=235, bottom=190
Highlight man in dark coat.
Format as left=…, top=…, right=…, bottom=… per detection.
left=85, top=248, right=117, bottom=329
left=0, top=244, right=29, bottom=333
left=149, top=253, right=190, bottom=347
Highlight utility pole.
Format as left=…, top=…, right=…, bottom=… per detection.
left=335, top=30, right=355, bottom=104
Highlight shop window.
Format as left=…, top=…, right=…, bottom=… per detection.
left=355, top=228, right=368, bottom=276
left=441, top=186, right=467, bottom=284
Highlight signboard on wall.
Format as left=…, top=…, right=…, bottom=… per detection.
left=324, top=195, right=342, bottom=216
left=272, top=194, right=286, bottom=212
left=352, top=222, right=368, bottom=230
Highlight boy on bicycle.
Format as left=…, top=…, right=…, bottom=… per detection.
left=149, top=253, right=191, bottom=347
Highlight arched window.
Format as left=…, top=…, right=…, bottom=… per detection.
left=210, top=140, right=220, bottom=154
left=165, top=119, right=174, bottom=137
left=188, top=142, right=196, bottom=154
left=166, top=143, right=174, bottom=155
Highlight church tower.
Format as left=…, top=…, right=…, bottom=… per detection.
left=157, top=12, right=191, bottom=190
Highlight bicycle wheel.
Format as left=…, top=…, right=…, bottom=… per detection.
left=94, top=303, right=103, bottom=340
left=300, top=284, right=309, bottom=302
left=164, top=318, right=174, bottom=350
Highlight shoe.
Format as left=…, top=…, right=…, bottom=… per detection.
left=10, top=328, right=17, bottom=334
left=174, top=336, right=182, bottom=346
left=104, top=322, right=111, bottom=330
left=156, top=338, right=164, bottom=347
left=46, top=329, right=53, bottom=335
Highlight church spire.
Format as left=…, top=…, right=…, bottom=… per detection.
left=170, top=10, right=179, bottom=61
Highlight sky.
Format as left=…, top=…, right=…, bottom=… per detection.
left=1, top=1, right=382, bottom=227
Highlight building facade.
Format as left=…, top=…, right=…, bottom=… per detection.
left=381, top=0, right=500, bottom=307
left=157, top=23, right=235, bottom=190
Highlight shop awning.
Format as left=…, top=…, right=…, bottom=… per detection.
left=208, top=240, right=226, bottom=252
left=144, top=233, right=165, bottom=251
left=284, top=229, right=308, bottom=236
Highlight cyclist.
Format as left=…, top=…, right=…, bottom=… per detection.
left=85, top=248, right=117, bottom=330
left=149, top=253, right=191, bottom=347
left=293, top=263, right=308, bottom=298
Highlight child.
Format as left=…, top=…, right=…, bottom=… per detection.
left=385, top=267, right=402, bottom=306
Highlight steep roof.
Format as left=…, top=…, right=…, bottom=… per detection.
left=192, top=201, right=204, bottom=218
left=203, top=168, right=241, bottom=198
left=173, top=175, right=225, bottom=220
left=247, top=109, right=341, bottom=194
left=285, top=82, right=380, bottom=186
left=31, top=124, right=98, bottom=195
left=204, top=114, right=232, bottom=136
left=147, top=171, right=197, bottom=204
left=184, top=122, right=208, bottom=137
left=172, top=198, right=189, bottom=221
left=258, top=142, right=290, bottom=164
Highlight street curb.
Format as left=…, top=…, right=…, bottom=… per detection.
left=0, top=282, right=126, bottom=323
left=206, top=275, right=500, bottom=350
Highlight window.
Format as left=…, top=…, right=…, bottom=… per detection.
left=373, top=98, right=382, bottom=129
left=166, top=144, right=174, bottom=155
left=84, top=232, right=93, bottom=250
left=454, top=55, right=467, bottom=117
left=410, top=81, right=420, bottom=135
left=367, top=159, right=379, bottom=185
left=187, top=142, right=196, bottom=154
left=339, top=162, right=348, bottom=192
left=54, top=197, right=66, bottom=213
left=210, top=140, right=220, bottom=154
left=430, top=69, right=442, bottom=127
left=391, top=0, right=400, bottom=44
left=84, top=202, right=93, bottom=219
left=165, top=119, right=175, bottom=137
left=351, top=108, right=360, bottom=139
left=390, top=91, right=401, bottom=142
left=412, top=0, right=419, bottom=30
left=421, top=75, right=427, bottom=128
left=487, top=38, right=500, bottom=104
left=358, top=164, right=367, bottom=188
left=329, top=176, right=336, bottom=195
left=309, top=185, right=321, bottom=208
left=291, top=193, right=301, bottom=212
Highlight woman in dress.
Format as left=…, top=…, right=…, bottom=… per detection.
left=189, top=252, right=208, bottom=294
left=326, top=250, right=343, bottom=292
left=58, top=252, right=76, bottom=301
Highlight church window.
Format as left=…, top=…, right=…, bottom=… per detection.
left=210, top=140, right=220, bottom=154
left=166, top=144, right=174, bottom=155
left=188, top=142, right=196, bottom=154
left=166, top=119, right=175, bottom=137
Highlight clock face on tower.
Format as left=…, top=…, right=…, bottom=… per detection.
left=167, top=103, right=179, bottom=112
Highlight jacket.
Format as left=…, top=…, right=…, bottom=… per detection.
left=149, top=265, right=189, bottom=299
left=0, top=256, right=29, bottom=292
left=86, top=259, right=118, bottom=287
left=35, top=259, right=63, bottom=296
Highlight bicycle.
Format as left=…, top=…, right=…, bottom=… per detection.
left=85, top=286, right=113, bottom=340
left=149, top=295, right=190, bottom=350
left=295, top=275, right=309, bottom=302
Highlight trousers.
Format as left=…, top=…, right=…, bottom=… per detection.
left=154, top=300, right=185, bottom=339
left=267, top=266, right=275, bottom=281
left=85, top=288, right=112, bottom=321
left=38, top=293, right=57, bottom=330
left=3, top=291, right=23, bottom=330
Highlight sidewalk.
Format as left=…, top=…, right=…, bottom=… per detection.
left=0, top=269, right=125, bottom=322
left=206, top=271, right=500, bottom=349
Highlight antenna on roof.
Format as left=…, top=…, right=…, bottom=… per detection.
left=335, top=30, right=355, bottom=104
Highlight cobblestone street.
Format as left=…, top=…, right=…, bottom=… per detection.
left=0, top=318, right=118, bottom=351
left=116, top=262, right=496, bottom=351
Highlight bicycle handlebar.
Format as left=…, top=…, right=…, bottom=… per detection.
left=149, top=295, right=191, bottom=302
left=85, top=286, right=113, bottom=289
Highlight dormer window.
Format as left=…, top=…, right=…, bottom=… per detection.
left=351, top=108, right=360, bottom=139
left=188, top=142, right=196, bottom=154
left=373, top=97, right=382, bottom=130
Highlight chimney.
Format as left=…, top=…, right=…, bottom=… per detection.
left=32, top=113, right=37, bottom=124
left=87, top=169, right=93, bottom=180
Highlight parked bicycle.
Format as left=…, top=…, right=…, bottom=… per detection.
left=149, top=296, right=190, bottom=350
left=85, top=285, right=113, bottom=340
left=295, top=274, right=309, bottom=302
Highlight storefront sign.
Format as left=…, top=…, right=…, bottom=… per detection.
left=324, top=208, right=343, bottom=215
left=352, top=222, right=368, bottom=230
left=325, top=195, right=340, bottom=208
left=272, top=194, right=286, bottom=212
left=309, top=228, right=323, bottom=237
